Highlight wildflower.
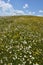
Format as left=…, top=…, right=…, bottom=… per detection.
left=5, top=46, right=8, bottom=48
left=29, top=55, right=32, bottom=58
left=35, top=63, right=39, bottom=65
left=12, top=57, right=15, bottom=60
left=22, top=58, right=25, bottom=61
left=18, top=64, right=21, bottom=65
left=3, top=35, right=6, bottom=38
left=24, top=55, right=26, bottom=58
left=0, top=59, right=3, bottom=63
left=10, top=39, right=13, bottom=43
left=9, top=51, right=12, bottom=54
left=23, top=40, right=27, bottom=44
left=28, top=45, right=31, bottom=49
left=29, top=51, right=32, bottom=54
left=15, top=55, right=17, bottom=59
left=29, top=61, right=32, bottom=64
left=31, top=57, right=35, bottom=60
left=4, top=63, right=7, bottom=65
left=3, top=56, right=8, bottom=61
left=33, top=63, right=39, bottom=65
left=0, top=38, right=3, bottom=41
left=8, top=63, right=12, bottom=65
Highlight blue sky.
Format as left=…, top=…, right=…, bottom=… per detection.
left=0, top=0, right=43, bottom=16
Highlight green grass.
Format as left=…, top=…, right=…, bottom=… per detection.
left=0, top=16, right=43, bottom=65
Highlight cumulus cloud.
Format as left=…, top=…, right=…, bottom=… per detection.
left=39, top=10, right=43, bottom=13
left=28, top=11, right=35, bottom=15
left=0, top=0, right=14, bottom=11
left=0, top=0, right=36, bottom=16
left=23, top=4, right=29, bottom=9
left=7, top=0, right=10, bottom=2
left=0, top=0, right=15, bottom=16
left=15, top=10, right=25, bottom=15
left=37, top=15, right=43, bottom=17
left=0, top=0, right=25, bottom=16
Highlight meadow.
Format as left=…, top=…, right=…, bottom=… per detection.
left=0, top=16, right=43, bottom=65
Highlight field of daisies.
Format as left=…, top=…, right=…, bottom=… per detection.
left=0, top=16, right=43, bottom=65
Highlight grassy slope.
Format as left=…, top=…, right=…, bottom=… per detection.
left=0, top=16, right=43, bottom=65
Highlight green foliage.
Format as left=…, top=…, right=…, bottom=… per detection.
left=0, top=16, right=43, bottom=65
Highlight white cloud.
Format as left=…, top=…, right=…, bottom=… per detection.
left=0, top=0, right=25, bottom=16
left=23, top=4, right=29, bottom=9
left=0, top=0, right=15, bottom=15
left=0, top=0, right=36, bottom=16
left=0, top=2, right=13, bottom=11
left=7, top=0, right=10, bottom=2
left=37, top=15, right=43, bottom=17
left=39, top=10, right=43, bottom=13
left=15, top=10, right=25, bottom=15
left=28, top=12, right=35, bottom=15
